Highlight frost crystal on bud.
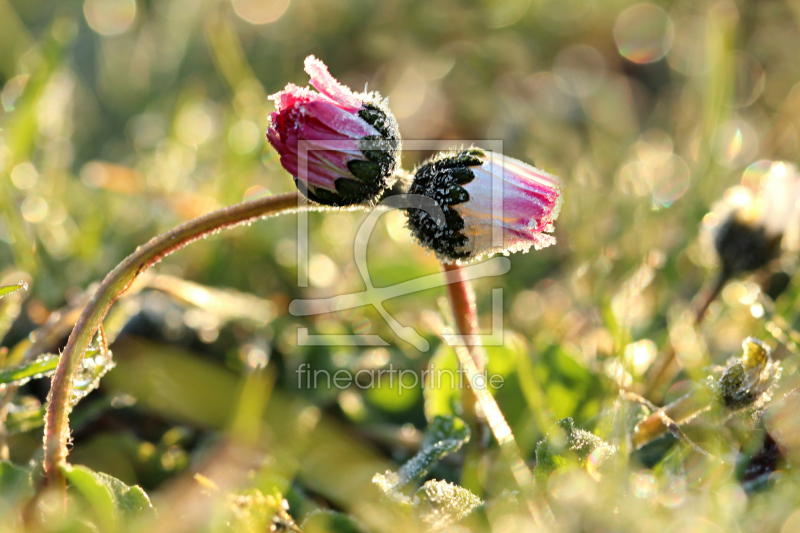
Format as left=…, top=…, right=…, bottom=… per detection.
left=405, top=148, right=563, bottom=262
left=267, top=56, right=401, bottom=206
left=718, top=337, right=780, bottom=411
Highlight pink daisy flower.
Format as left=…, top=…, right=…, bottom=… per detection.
left=267, top=56, right=401, bottom=206
left=406, top=149, right=564, bottom=262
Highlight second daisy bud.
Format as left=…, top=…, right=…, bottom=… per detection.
left=267, top=56, right=401, bottom=206
left=406, top=149, right=564, bottom=263
left=703, top=161, right=800, bottom=277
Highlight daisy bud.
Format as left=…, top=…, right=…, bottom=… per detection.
left=267, top=56, right=401, bottom=206
left=406, top=148, right=563, bottom=262
left=718, top=337, right=779, bottom=411
left=713, top=215, right=776, bottom=276
left=703, top=161, right=799, bottom=277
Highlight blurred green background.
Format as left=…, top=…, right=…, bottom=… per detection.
left=2, top=0, right=800, bottom=530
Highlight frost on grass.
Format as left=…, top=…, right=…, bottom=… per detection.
left=0, top=353, right=60, bottom=389
left=372, top=475, right=482, bottom=531
left=376, top=415, right=470, bottom=493
left=227, top=489, right=300, bottom=532
left=372, top=415, right=481, bottom=530
left=535, top=418, right=616, bottom=488
left=0, top=345, right=112, bottom=399
left=415, top=480, right=482, bottom=531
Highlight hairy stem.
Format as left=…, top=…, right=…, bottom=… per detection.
left=43, top=191, right=312, bottom=492
left=441, top=263, right=484, bottom=423
left=441, top=263, right=484, bottom=370
left=441, top=264, right=545, bottom=523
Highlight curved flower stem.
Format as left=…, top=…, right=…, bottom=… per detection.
left=441, top=263, right=484, bottom=370
left=43, top=191, right=313, bottom=492
left=441, top=263, right=547, bottom=523
left=441, top=263, right=484, bottom=423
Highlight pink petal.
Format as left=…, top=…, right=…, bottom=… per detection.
left=501, top=156, right=563, bottom=190
left=464, top=168, right=556, bottom=226
left=282, top=153, right=340, bottom=190
left=268, top=83, right=329, bottom=111
left=304, top=55, right=362, bottom=112
left=303, top=100, right=378, bottom=139
left=455, top=157, right=563, bottom=253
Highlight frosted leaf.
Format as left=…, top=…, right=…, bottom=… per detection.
left=4, top=396, right=45, bottom=435
left=0, top=353, right=60, bottom=387
left=372, top=475, right=482, bottom=531
left=374, top=416, right=470, bottom=494
left=535, top=418, right=616, bottom=486
left=226, top=489, right=298, bottom=532
left=372, top=470, right=413, bottom=506
left=415, top=480, right=482, bottom=531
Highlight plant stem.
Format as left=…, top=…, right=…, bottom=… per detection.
left=441, top=263, right=484, bottom=424
left=645, top=271, right=729, bottom=399
left=441, top=263, right=484, bottom=371
left=441, top=263, right=545, bottom=523
left=630, top=388, right=714, bottom=450
left=43, top=191, right=311, bottom=492
left=0, top=385, right=18, bottom=461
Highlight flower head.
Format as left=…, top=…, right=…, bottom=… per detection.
left=267, top=56, right=401, bottom=206
left=405, top=148, right=563, bottom=263
left=717, top=337, right=779, bottom=411
left=702, top=161, right=800, bottom=276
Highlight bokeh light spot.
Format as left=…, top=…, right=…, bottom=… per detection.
left=228, top=120, right=261, bottom=154
left=742, top=160, right=775, bottom=190
left=614, top=3, right=674, bottom=64
left=176, top=102, right=218, bottom=148
left=632, top=471, right=657, bottom=498
left=84, top=0, right=137, bottom=36
left=21, top=196, right=48, bottom=223
left=353, top=317, right=371, bottom=335
left=10, top=162, right=39, bottom=190
left=553, top=44, right=606, bottom=98
left=232, top=0, right=290, bottom=25
left=783, top=510, right=800, bottom=533
left=624, top=339, right=657, bottom=375
left=715, top=120, right=758, bottom=168
left=650, top=153, right=691, bottom=207
left=309, top=254, right=338, bottom=288
left=524, top=72, right=574, bottom=119
left=389, top=67, right=427, bottom=118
